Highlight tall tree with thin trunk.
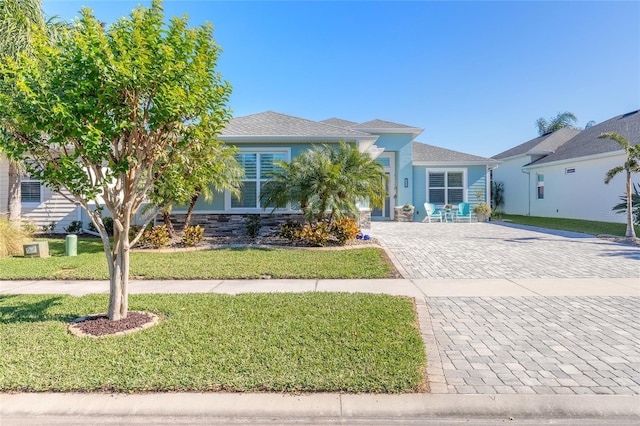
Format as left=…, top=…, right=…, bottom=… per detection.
left=0, top=0, right=64, bottom=225
left=535, top=111, right=578, bottom=136
left=0, top=0, right=232, bottom=320
left=599, top=132, right=640, bottom=238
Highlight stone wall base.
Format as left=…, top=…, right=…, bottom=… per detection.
left=358, top=209, right=371, bottom=229
left=170, top=213, right=304, bottom=237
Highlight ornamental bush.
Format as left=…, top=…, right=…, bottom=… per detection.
left=0, top=220, right=31, bottom=258
left=181, top=225, right=204, bottom=247
left=143, top=225, right=170, bottom=249
left=332, top=217, right=360, bottom=246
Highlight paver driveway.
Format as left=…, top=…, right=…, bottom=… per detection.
left=370, top=221, right=640, bottom=395
left=369, top=221, right=639, bottom=279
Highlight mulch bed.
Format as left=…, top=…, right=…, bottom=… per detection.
left=69, top=311, right=159, bottom=337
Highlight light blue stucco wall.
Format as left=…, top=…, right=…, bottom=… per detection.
left=175, top=141, right=342, bottom=213
left=412, top=164, right=488, bottom=221
left=371, top=134, right=414, bottom=208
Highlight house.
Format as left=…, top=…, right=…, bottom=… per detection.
left=492, top=110, right=640, bottom=223
left=1, top=111, right=498, bottom=234
left=170, top=111, right=498, bottom=233
left=0, top=153, right=81, bottom=232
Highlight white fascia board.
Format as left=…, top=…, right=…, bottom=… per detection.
left=524, top=150, right=624, bottom=170
left=221, top=135, right=377, bottom=143
left=413, top=160, right=500, bottom=167
left=356, top=127, right=424, bottom=139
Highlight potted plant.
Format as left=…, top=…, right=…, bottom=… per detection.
left=473, top=203, right=492, bottom=222
left=402, top=203, right=414, bottom=212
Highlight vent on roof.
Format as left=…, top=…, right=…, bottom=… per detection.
left=622, top=110, right=640, bottom=118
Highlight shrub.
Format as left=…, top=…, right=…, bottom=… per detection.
left=491, top=209, right=505, bottom=221
left=0, top=220, right=31, bottom=258
left=88, top=216, right=114, bottom=235
left=279, top=220, right=303, bottom=241
left=142, top=225, right=170, bottom=249
left=64, top=220, right=83, bottom=234
left=41, top=221, right=57, bottom=234
left=21, top=221, right=38, bottom=235
left=331, top=217, right=360, bottom=246
left=181, top=225, right=204, bottom=247
left=298, top=221, right=331, bottom=247
left=245, top=215, right=261, bottom=239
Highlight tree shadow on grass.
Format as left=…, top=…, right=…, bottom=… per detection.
left=0, top=295, right=79, bottom=324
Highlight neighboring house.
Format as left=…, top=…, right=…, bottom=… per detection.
left=0, top=153, right=80, bottom=232
left=1, top=111, right=498, bottom=234
left=491, top=127, right=580, bottom=215
left=492, top=110, right=640, bottom=223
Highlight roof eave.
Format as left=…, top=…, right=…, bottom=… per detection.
left=413, top=160, right=501, bottom=167
left=221, top=135, right=379, bottom=143
left=355, top=127, right=424, bottom=139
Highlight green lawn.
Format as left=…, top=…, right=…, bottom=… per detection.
left=501, top=214, right=639, bottom=237
left=0, top=293, right=426, bottom=393
left=0, top=238, right=396, bottom=280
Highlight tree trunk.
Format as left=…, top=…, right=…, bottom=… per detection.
left=162, top=210, right=176, bottom=238
left=626, top=171, right=636, bottom=238
left=107, top=221, right=130, bottom=320
left=7, top=161, right=21, bottom=226
left=182, top=193, right=200, bottom=232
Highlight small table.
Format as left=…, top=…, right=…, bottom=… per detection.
left=441, top=210, right=457, bottom=223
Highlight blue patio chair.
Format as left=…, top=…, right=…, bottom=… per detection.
left=456, top=202, right=474, bottom=222
left=422, top=202, right=443, bottom=223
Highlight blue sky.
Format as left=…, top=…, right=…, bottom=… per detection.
left=42, top=1, right=639, bottom=158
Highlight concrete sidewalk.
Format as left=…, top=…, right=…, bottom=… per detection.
left=1, top=278, right=639, bottom=423
left=1, top=277, right=637, bottom=296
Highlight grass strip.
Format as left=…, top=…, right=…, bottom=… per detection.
left=501, top=215, right=639, bottom=237
left=0, top=293, right=426, bottom=393
left=0, top=239, right=395, bottom=280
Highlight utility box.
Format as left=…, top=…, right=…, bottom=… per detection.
left=65, top=234, right=77, bottom=256
left=23, top=241, right=50, bottom=258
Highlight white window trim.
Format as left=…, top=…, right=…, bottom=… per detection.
left=425, top=168, right=468, bottom=206
left=536, top=172, right=544, bottom=200
left=225, top=147, right=292, bottom=212
left=21, top=174, right=43, bottom=205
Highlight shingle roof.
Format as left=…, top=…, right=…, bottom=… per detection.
left=221, top=111, right=372, bottom=138
left=492, top=127, right=580, bottom=160
left=351, top=119, right=417, bottom=130
left=319, top=118, right=358, bottom=128
left=413, top=142, right=497, bottom=164
left=529, top=110, right=640, bottom=166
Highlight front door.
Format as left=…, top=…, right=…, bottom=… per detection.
left=371, top=152, right=395, bottom=220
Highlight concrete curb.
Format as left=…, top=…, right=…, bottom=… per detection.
left=1, top=393, right=639, bottom=420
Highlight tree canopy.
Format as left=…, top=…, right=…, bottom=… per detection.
left=0, top=0, right=232, bottom=319
left=261, top=142, right=387, bottom=224
left=535, top=111, right=578, bottom=136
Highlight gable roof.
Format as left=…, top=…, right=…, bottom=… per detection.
left=492, top=127, right=580, bottom=160
left=320, top=118, right=358, bottom=128
left=528, top=109, right=640, bottom=166
left=413, top=142, right=498, bottom=165
left=220, top=111, right=374, bottom=141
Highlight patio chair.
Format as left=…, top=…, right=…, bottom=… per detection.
left=422, top=202, right=443, bottom=223
left=456, top=202, right=474, bottom=222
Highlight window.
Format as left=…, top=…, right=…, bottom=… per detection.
left=427, top=170, right=465, bottom=205
left=536, top=173, right=544, bottom=199
left=21, top=173, right=42, bottom=203
left=231, top=151, right=287, bottom=209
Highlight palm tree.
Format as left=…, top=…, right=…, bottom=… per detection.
left=536, top=111, right=578, bottom=136
left=599, top=132, right=640, bottom=238
left=0, top=0, right=63, bottom=225
left=261, top=142, right=387, bottom=225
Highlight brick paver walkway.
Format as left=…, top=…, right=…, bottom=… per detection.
left=369, top=221, right=640, bottom=395
left=369, top=221, right=639, bottom=279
